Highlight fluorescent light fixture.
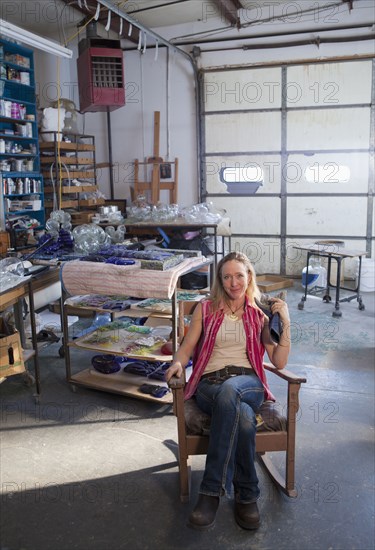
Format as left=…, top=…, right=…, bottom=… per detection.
left=0, top=19, right=73, bottom=59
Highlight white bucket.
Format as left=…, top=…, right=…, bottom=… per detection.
left=315, top=240, right=345, bottom=286
left=356, top=258, right=375, bottom=292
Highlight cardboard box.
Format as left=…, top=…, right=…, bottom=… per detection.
left=0, top=319, right=25, bottom=378
left=79, top=199, right=105, bottom=207
left=8, top=199, right=42, bottom=211
left=70, top=211, right=95, bottom=225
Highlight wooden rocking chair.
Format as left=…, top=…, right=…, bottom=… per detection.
left=168, top=363, right=306, bottom=502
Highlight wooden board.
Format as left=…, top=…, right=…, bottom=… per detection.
left=42, top=170, right=95, bottom=178
left=44, top=185, right=98, bottom=194
left=0, top=283, right=26, bottom=310
left=71, top=328, right=173, bottom=362
left=41, top=157, right=94, bottom=165
left=257, top=275, right=294, bottom=292
left=70, top=368, right=173, bottom=404
left=44, top=199, right=78, bottom=208
left=40, top=142, right=95, bottom=151
left=0, top=231, right=10, bottom=255
left=79, top=198, right=105, bottom=207
left=69, top=211, right=95, bottom=224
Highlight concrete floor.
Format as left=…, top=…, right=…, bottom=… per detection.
left=1, top=285, right=374, bottom=550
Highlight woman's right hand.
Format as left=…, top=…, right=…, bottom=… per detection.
left=164, top=301, right=204, bottom=384
left=165, top=362, right=184, bottom=383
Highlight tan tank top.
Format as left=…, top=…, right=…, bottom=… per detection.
left=203, top=315, right=253, bottom=375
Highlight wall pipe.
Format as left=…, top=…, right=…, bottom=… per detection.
left=170, top=23, right=374, bottom=47
left=123, top=33, right=375, bottom=54
left=106, top=110, right=114, bottom=200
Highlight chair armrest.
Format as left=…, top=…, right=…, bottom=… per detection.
left=264, top=362, right=307, bottom=384
left=168, top=375, right=186, bottom=419
left=168, top=375, right=186, bottom=390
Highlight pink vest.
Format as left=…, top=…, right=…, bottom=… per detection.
left=184, top=298, right=276, bottom=402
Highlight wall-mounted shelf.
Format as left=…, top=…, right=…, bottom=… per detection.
left=0, top=38, right=45, bottom=250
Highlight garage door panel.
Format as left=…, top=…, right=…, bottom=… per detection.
left=287, top=197, right=367, bottom=236
left=205, top=154, right=282, bottom=194
left=204, top=67, right=282, bottom=111
left=286, top=152, right=369, bottom=193
left=287, top=61, right=373, bottom=107
left=206, top=112, right=281, bottom=153
left=231, top=237, right=282, bottom=274
left=287, top=107, right=371, bottom=150
left=211, top=197, right=281, bottom=234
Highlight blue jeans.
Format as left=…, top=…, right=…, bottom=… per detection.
left=195, top=373, right=265, bottom=503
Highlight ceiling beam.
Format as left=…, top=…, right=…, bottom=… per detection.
left=212, top=0, right=243, bottom=27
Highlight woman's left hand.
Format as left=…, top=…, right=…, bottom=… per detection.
left=269, top=297, right=290, bottom=323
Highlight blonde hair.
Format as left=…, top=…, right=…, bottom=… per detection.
left=209, top=252, right=261, bottom=310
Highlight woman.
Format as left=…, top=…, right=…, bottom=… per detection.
left=165, top=252, right=291, bottom=530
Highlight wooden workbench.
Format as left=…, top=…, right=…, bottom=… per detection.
left=0, top=267, right=60, bottom=399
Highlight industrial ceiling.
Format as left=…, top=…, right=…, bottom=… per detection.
left=0, top=0, right=374, bottom=53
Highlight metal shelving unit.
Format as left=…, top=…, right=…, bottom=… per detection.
left=39, top=132, right=103, bottom=214
left=0, top=38, right=45, bottom=251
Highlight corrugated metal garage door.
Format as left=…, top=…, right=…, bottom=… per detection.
left=201, top=59, right=374, bottom=277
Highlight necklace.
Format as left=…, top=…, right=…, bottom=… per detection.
left=226, top=301, right=245, bottom=321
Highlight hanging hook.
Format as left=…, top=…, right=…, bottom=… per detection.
left=128, top=23, right=133, bottom=37
left=119, top=17, right=123, bottom=36
left=137, top=30, right=142, bottom=50
left=105, top=9, right=111, bottom=31
left=154, top=39, right=159, bottom=61
left=94, top=2, right=100, bottom=20
left=142, top=33, right=147, bottom=54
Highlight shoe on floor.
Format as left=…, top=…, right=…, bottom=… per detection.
left=234, top=500, right=260, bottom=530
left=188, top=494, right=220, bottom=530
left=36, top=329, right=60, bottom=343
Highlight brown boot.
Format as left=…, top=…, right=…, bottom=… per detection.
left=188, top=494, right=220, bottom=529
left=234, top=501, right=260, bottom=530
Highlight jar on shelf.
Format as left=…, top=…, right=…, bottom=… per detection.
left=16, top=178, right=23, bottom=194
left=4, top=177, right=16, bottom=194
left=11, top=102, right=20, bottom=119
left=12, top=159, right=24, bottom=172
left=26, top=122, right=33, bottom=137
